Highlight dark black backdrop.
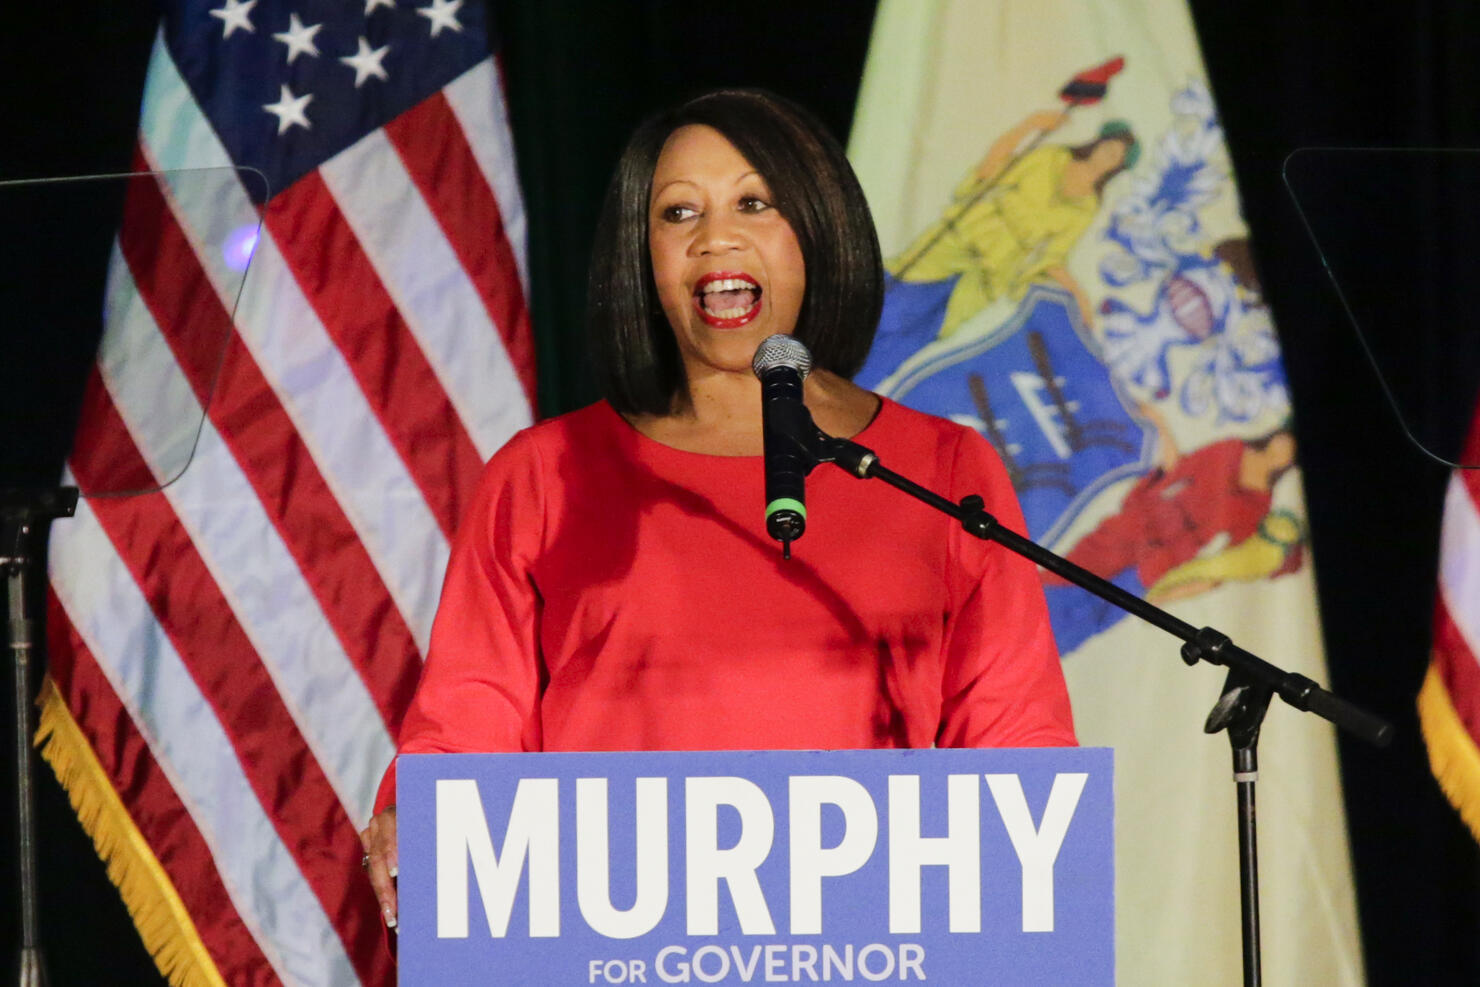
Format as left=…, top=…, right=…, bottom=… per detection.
left=4, top=3, right=1480, bottom=984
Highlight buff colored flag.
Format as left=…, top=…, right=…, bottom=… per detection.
left=848, top=2, right=1362, bottom=983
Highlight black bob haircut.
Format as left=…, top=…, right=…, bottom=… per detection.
left=588, top=89, right=884, bottom=415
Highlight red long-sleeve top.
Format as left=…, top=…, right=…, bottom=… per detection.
left=375, top=399, right=1074, bottom=811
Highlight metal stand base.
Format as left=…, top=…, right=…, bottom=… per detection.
left=5, top=488, right=77, bottom=987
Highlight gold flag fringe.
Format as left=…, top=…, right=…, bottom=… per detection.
left=1418, top=662, right=1480, bottom=844
left=34, top=675, right=227, bottom=987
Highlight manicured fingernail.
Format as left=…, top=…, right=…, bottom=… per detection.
left=384, top=909, right=397, bottom=929
left=389, top=865, right=398, bottom=879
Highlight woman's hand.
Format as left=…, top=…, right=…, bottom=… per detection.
left=360, top=806, right=399, bottom=930
left=1044, top=265, right=1096, bottom=331
left=1137, top=400, right=1181, bottom=473
left=975, top=110, right=1071, bottom=182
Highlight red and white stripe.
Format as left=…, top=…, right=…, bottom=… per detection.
left=47, top=27, right=533, bottom=987
left=1435, top=423, right=1480, bottom=739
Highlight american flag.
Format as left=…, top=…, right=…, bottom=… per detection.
left=1420, top=398, right=1480, bottom=844
left=39, top=1, right=533, bottom=983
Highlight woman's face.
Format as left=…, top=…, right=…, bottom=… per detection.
left=1088, top=138, right=1128, bottom=176
left=648, top=124, right=806, bottom=381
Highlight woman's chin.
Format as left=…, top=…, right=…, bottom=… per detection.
left=681, top=335, right=772, bottom=378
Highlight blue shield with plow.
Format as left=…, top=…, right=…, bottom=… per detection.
left=858, top=280, right=1151, bottom=653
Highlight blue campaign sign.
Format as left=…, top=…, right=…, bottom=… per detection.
left=398, top=747, right=1112, bottom=985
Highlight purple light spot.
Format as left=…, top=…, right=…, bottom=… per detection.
left=222, top=224, right=260, bottom=272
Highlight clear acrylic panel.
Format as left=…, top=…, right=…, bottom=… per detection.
left=1284, top=147, right=1480, bottom=467
left=0, top=168, right=265, bottom=494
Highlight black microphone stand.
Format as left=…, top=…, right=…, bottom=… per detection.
left=4, top=487, right=79, bottom=987
left=784, top=424, right=1389, bottom=987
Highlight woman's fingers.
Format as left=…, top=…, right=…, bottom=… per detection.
left=359, top=807, right=399, bottom=929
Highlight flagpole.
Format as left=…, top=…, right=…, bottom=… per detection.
left=4, top=487, right=78, bottom=987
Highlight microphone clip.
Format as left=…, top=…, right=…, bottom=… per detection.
left=767, top=414, right=878, bottom=559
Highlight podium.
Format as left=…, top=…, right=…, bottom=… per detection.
left=397, top=748, right=1112, bottom=985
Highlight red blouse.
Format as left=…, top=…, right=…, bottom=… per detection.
left=375, top=399, right=1074, bottom=810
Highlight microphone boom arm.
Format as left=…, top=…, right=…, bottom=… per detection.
left=778, top=417, right=1392, bottom=747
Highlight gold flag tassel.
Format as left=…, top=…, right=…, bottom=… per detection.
left=1418, top=662, right=1480, bottom=843
left=34, top=675, right=226, bottom=987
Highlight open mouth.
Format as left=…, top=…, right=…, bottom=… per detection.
left=693, top=271, right=762, bottom=328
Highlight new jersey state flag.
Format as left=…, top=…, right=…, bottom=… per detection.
left=849, top=2, right=1361, bottom=983
left=40, top=1, right=534, bottom=984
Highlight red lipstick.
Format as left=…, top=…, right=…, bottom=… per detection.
left=693, top=271, right=762, bottom=328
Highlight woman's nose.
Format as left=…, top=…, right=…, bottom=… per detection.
left=690, top=211, right=743, bottom=255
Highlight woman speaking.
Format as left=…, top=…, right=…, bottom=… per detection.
left=360, top=89, right=1075, bottom=927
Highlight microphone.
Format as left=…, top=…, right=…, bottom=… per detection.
left=752, top=335, right=815, bottom=558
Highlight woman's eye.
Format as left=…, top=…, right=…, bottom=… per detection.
left=659, top=204, right=697, bottom=223
left=738, top=195, right=770, bottom=213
